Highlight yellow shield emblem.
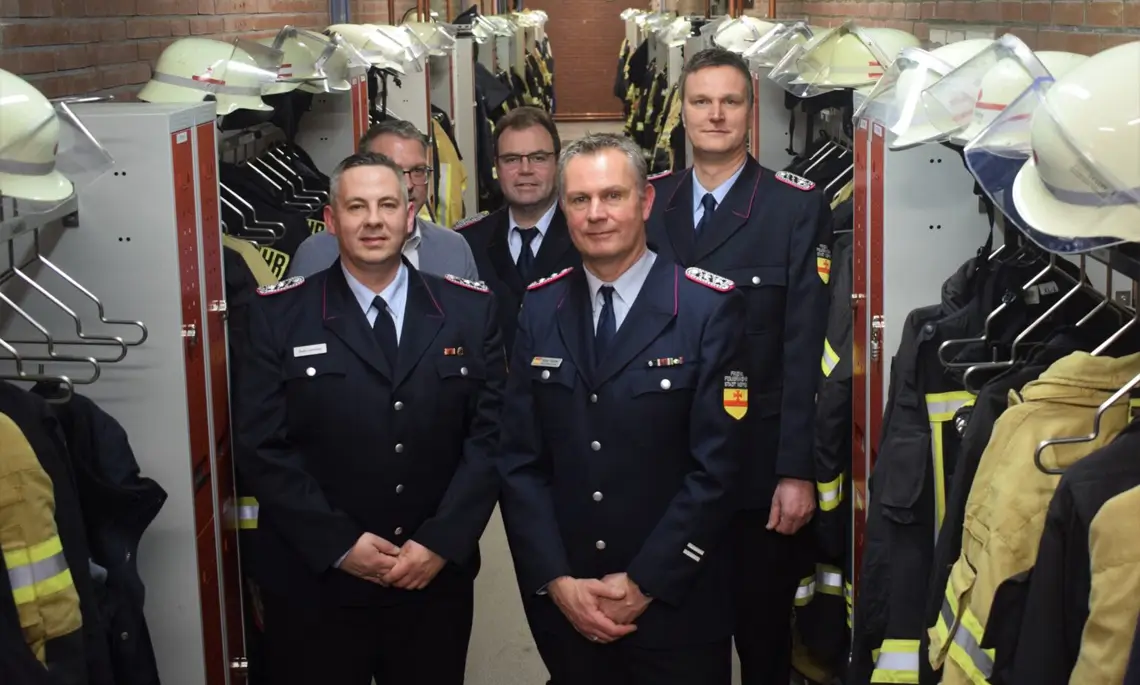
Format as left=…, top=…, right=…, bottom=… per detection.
left=817, top=256, right=831, bottom=285
left=723, top=388, right=748, bottom=420
left=723, top=371, right=748, bottom=419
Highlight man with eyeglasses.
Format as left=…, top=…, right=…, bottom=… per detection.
left=287, top=120, right=479, bottom=281
left=455, top=106, right=580, bottom=355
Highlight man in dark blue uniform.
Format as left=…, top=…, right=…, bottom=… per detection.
left=647, top=48, right=833, bottom=685
left=499, top=132, right=750, bottom=684
left=455, top=106, right=580, bottom=355
left=233, top=152, right=505, bottom=685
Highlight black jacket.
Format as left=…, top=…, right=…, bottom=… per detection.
left=31, top=388, right=167, bottom=685
left=648, top=157, right=832, bottom=509
left=456, top=205, right=581, bottom=356
left=499, top=257, right=750, bottom=647
left=233, top=261, right=506, bottom=607
left=0, top=383, right=112, bottom=685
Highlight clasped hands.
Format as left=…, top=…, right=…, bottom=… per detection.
left=340, top=533, right=445, bottom=590
left=549, top=572, right=652, bottom=645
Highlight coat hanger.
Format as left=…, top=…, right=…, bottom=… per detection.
left=1034, top=365, right=1140, bottom=475
left=939, top=253, right=1064, bottom=367
left=1091, top=281, right=1140, bottom=356
left=961, top=255, right=1097, bottom=392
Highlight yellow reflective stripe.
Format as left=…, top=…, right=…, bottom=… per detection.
left=5, top=535, right=74, bottom=606
left=794, top=573, right=815, bottom=607
left=845, top=581, right=853, bottom=629
left=926, top=391, right=975, bottom=538
left=238, top=496, right=259, bottom=530
left=821, top=338, right=840, bottom=377
left=817, top=473, right=844, bottom=511
left=439, top=162, right=453, bottom=226
left=816, top=564, right=843, bottom=597
left=871, top=639, right=920, bottom=683
left=935, top=579, right=995, bottom=682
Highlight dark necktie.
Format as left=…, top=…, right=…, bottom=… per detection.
left=594, top=285, right=616, bottom=361
left=694, top=193, right=717, bottom=236
left=516, top=227, right=538, bottom=282
left=371, top=295, right=398, bottom=366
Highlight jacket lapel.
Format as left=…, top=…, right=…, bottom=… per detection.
left=532, top=207, right=574, bottom=278
left=594, top=258, right=677, bottom=387
left=321, top=262, right=391, bottom=379
left=662, top=169, right=696, bottom=265
left=555, top=270, right=596, bottom=388
left=487, top=213, right=526, bottom=295
left=393, top=267, right=445, bottom=388
left=693, top=157, right=763, bottom=262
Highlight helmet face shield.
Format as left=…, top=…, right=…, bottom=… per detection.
left=139, top=37, right=280, bottom=115
left=769, top=23, right=912, bottom=98
left=327, top=25, right=408, bottom=74
left=853, top=48, right=953, bottom=148
left=744, top=22, right=813, bottom=70
left=966, top=71, right=1140, bottom=253
left=714, top=17, right=776, bottom=54
left=0, top=90, right=113, bottom=212
left=916, top=34, right=1047, bottom=147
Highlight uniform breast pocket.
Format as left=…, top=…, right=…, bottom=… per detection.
left=723, top=265, right=787, bottom=334
left=435, top=357, right=487, bottom=412
left=284, top=358, right=347, bottom=393
left=631, top=364, right=700, bottom=399
left=530, top=361, right=577, bottom=393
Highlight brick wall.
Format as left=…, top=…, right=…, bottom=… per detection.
left=798, top=0, right=1140, bottom=52
left=0, top=0, right=328, bottom=99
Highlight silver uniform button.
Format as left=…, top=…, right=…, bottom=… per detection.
left=590, top=441, right=601, bottom=451
left=589, top=393, right=598, bottom=403
left=395, top=484, right=404, bottom=494
left=394, top=527, right=403, bottom=536
left=595, top=540, right=606, bottom=550
left=460, top=366, right=468, bottom=376
left=751, top=276, right=761, bottom=285
left=541, top=369, right=551, bottom=380
left=593, top=491, right=603, bottom=502
left=660, top=379, right=672, bottom=390
left=306, top=367, right=316, bottom=377
left=394, top=401, right=404, bottom=411
left=395, top=443, right=405, bottom=453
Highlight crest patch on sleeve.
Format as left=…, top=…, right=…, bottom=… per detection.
left=684, top=267, right=735, bottom=292
left=723, top=371, right=748, bottom=420
left=816, top=244, right=832, bottom=285
left=453, top=211, right=489, bottom=230
left=444, top=274, right=490, bottom=293
left=257, top=276, right=305, bottom=296
left=775, top=170, right=816, bottom=191
left=527, top=267, right=575, bottom=290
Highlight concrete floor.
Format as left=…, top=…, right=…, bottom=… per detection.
left=462, top=120, right=744, bottom=685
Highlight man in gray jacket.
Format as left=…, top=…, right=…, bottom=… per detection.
left=287, top=120, right=479, bottom=280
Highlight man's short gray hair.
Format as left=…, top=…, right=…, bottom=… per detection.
left=330, top=152, right=409, bottom=207
left=557, top=133, right=648, bottom=195
left=358, top=119, right=429, bottom=155
left=680, top=47, right=755, bottom=109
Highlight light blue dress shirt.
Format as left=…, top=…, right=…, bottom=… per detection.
left=583, top=249, right=657, bottom=333
left=340, top=261, right=409, bottom=341
left=508, top=200, right=558, bottom=262
left=692, top=161, right=747, bottom=228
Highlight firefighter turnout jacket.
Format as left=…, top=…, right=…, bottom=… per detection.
left=0, top=412, right=83, bottom=677
left=930, top=351, right=1140, bottom=685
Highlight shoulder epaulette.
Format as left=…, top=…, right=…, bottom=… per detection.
left=774, top=170, right=816, bottom=192
left=453, top=211, right=489, bottom=230
left=444, top=274, right=491, bottom=293
left=257, top=276, right=305, bottom=296
left=684, top=267, right=734, bottom=292
left=648, top=170, right=672, bottom=182
left=527, top=267, right=575, bottom=290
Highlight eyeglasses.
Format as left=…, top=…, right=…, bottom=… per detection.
left=496, top=151, right=555, bottom=168
left=402, top=165, right=434, bottom=185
